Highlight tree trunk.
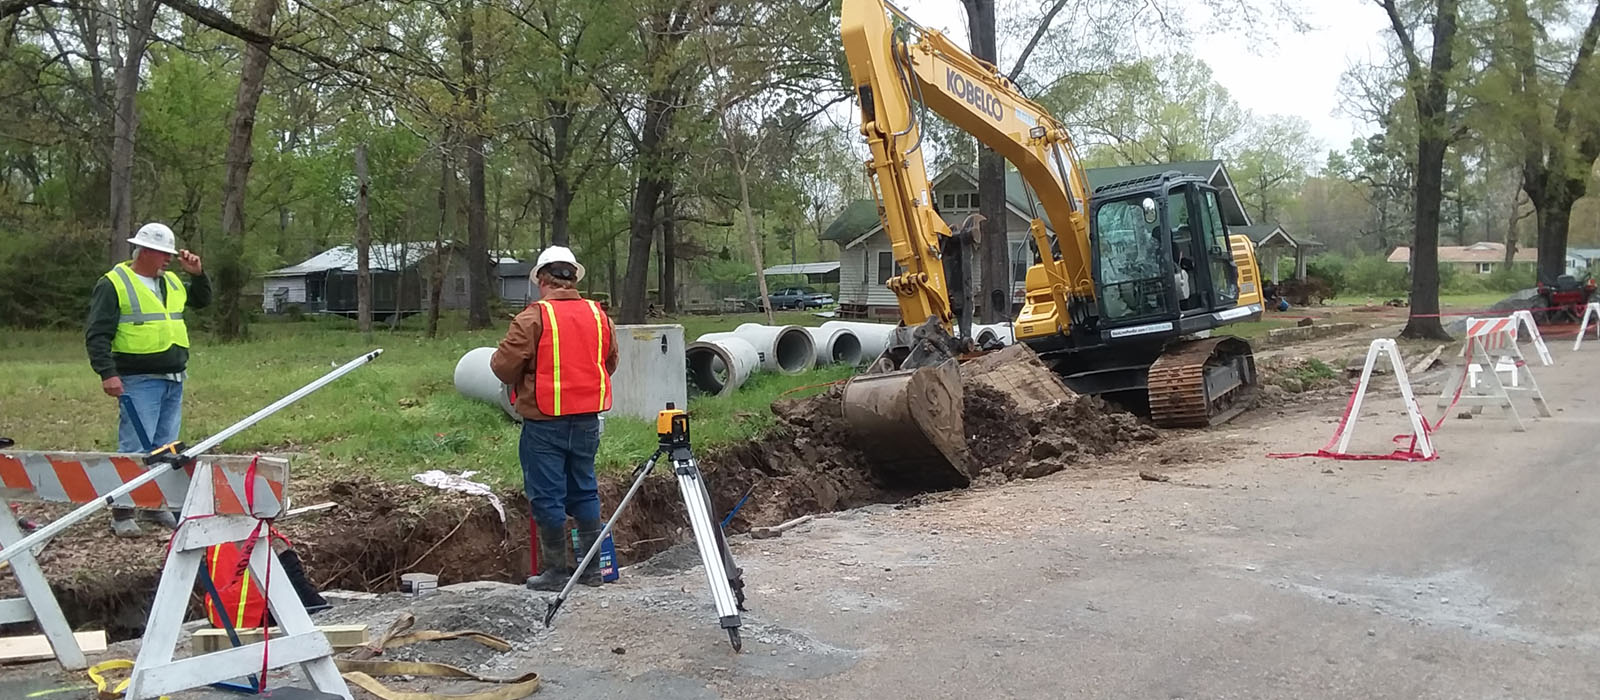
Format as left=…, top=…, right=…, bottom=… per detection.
left=737, top=160, right=774, bottom=325
left=1402, top=134, right=1449, bottom=339
left=661, top=183, right=677, bottom=314
left=458, top=3, right=490, bottom=329
left=108, top=0, right=156, bottom=263
left=620, top=89, right=677, bottom=324
left=961, top=0, right=1010, bottom=323
left=213, top=0, right=279, bottom=342
left=1395, top=0, right=1458, bottom=341
left=549, top=109, right=573, bottom=246
left=427, top=139, right=451, bottom=338
left=355, top=144, right=373, bottom=338
left=1535, top=190, right=1577, bottom=282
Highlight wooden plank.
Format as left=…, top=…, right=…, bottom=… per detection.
left=0, top=598, right=36, bottom=624
left=0, top=631, right=106, bottom=664
left=191, top=625, right=369, bottom=655
left=133, top=632, right=334, bottom=698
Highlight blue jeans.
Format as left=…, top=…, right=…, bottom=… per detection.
left=520, top=415, right=602, bottom=529
left=118, top=375, right=183, bottom=452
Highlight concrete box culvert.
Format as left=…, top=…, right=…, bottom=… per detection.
left=731, top=324, right=816, bottom=374
left=819, top=321, right=896, bottom=364
left=686, top=336, right=761, bottom=396
left=806, top=327, right=862, bottom=366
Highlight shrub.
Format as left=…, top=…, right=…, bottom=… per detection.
left=1344, top=254, right=1408, bottom=297
left=1305, top=255, right=1347, bottom=297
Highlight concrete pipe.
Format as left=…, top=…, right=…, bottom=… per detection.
left=820, top=321, right=897, bottom=364
left=686, top=336, right=761, bottom=396
left=806, top=327, right=863, bottom=366
left=453, top=347, right=518, bottom=421
left=730, top=324, right=816, bottom=374
left=974, top=323, right=1015, bottom=348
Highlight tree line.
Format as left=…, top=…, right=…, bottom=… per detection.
left=2, top=0, right=1597, bottom=343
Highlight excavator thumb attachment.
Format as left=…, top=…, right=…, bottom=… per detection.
left=841, top=358, right=971, bottom=490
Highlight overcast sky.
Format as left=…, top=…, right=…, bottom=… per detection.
left=889, top=0, right=1397, bottom=162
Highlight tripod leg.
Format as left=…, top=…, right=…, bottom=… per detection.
left=694, top=471, right=747, bottom=611
left=544, top=451, right=661, bottom=628
left=673, top=454, right=742, bottom=651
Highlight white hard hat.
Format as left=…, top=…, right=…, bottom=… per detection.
left=128, top=223, right=179, bottom=255
left=534, top=246, right=585, bottom=282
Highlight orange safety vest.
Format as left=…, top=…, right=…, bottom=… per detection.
left=204, top=542, right=268, bottom=630
left=533, top=298, right=613, bottom=416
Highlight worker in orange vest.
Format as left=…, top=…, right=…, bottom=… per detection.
left=490, top=246, right=618, bottom=591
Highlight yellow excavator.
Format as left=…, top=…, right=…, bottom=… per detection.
left=837, top=0, right=1266, bottom=488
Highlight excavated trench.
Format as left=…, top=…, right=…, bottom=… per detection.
left=4, top=365, right=1157, bottom=643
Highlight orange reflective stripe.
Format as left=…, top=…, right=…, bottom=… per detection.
left=588, top=301, right=607, bottom=410
left=539, top=301, right=562, bottom=415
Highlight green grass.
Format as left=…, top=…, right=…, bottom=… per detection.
left=1437, top=292, right=1507, bottom=311
left=1213, top=319, right=1299, bottom=340
left=0, top=310, right=853, bottom=489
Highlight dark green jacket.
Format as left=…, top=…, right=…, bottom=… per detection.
left=85, top=270, right=212, bottom=380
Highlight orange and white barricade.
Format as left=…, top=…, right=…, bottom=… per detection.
left=0, top=451, right=350, bottom=699
left=1439, top=317, right=1551, bottom=431
left=1575, top=302, right=1600, bottom=351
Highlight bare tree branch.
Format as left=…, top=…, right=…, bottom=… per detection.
left=1006, top=0, right=1070, bottom=83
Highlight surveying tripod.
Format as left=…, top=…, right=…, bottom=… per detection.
left=543, top=404, right=748, bottom=651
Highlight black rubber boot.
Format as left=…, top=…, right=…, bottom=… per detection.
left=278, top=548, right=332, bottom=614
left=525, top=523, right=572, bottom=592
left=575, top=519, right=604, bottom=587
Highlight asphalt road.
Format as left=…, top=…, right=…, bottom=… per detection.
left=537, top=338, right=1600, bottom=699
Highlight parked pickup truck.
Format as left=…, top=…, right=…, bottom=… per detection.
left=759, top=287, right=835, bottom=310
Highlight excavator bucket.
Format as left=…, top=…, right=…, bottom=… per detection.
left=841, top=358, right=971, bottom=490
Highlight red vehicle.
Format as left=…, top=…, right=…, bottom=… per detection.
left=1535, top=274, right=1597, bottom=324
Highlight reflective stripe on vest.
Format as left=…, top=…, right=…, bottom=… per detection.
left=106, top=262, right=189, bottom=355
left=533, top=299, right=612, bottom=416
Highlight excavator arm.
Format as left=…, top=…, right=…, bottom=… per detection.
left=841, top=0, right=1095, bottom=342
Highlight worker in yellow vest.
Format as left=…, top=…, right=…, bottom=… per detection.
left=85, top=223, right=210, bottom=537
left=490, top=246, right=618, bottom=591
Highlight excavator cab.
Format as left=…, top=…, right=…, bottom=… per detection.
left=1090, top=174, right=1242, bottom=330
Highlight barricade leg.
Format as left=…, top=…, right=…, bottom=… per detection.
left=0, top=497, right=85, bottom=670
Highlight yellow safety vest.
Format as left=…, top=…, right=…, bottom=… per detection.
left=105, top=261, right=190, bottom=355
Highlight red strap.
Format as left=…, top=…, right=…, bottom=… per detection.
left=241, top=455, right=277, bottom=687
left=1268, top=342, right=1481, bottom=463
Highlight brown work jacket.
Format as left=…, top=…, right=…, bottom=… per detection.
left=490, top=288, right=620, bottom=420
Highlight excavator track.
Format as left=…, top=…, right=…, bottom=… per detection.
left=1147, top=336, right=1257, bottom=429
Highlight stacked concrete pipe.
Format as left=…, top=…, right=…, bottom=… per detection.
left=806, top=326, right=863, bottom=366
left=729, top=323, right=816, bottom=374
left=685, top=335, right=761, bottom=396
left=820, top=320, right=896, bottom=363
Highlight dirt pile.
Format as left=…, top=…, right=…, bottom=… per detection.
left=595, top=384, right=901, bottom=565
left=963, top=383, right=1158, bottom=484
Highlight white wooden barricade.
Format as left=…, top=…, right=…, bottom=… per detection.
left=0, top=450, right=349, bottom=699
left=1576, top=302, right=1600, bottom=351
left=1336, top=338, right=1435, bottom=459
left=1439, top=318, right=1551, bottom=431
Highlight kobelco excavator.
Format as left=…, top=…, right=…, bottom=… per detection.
left=837, top=0, right=1266, bottom=488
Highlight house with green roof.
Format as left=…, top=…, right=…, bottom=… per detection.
left=821, top=160, right=1292, bottom=319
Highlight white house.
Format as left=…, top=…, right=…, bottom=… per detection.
left=821, top=161, right=1253, bottom=319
